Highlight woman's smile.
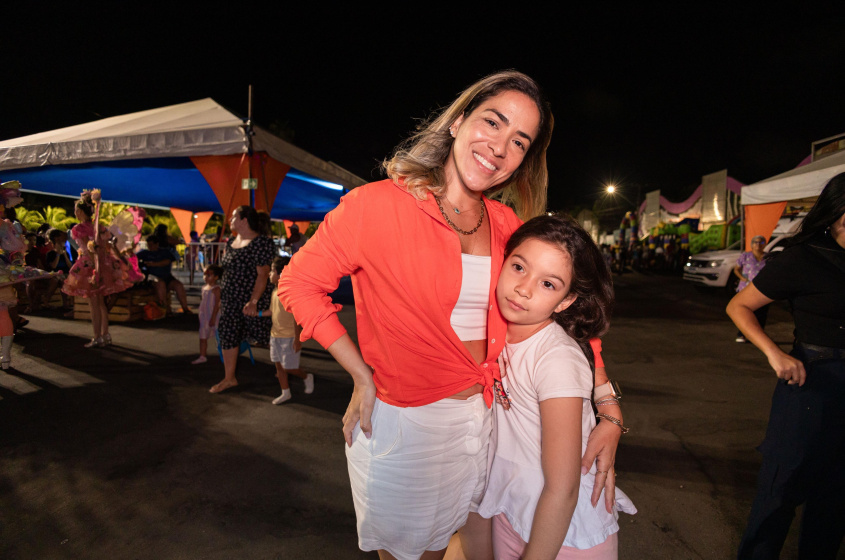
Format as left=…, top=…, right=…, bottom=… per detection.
left=444, top=90, right=540, bottom=196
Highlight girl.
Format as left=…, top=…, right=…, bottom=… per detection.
left=192, top=265, right=223, bottom=365
left=62, top=190, right=134, bottom=347
left=478, top=215, right=636, bottom=559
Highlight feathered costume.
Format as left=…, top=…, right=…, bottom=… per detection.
left=108, top=206, right=146, bottom=283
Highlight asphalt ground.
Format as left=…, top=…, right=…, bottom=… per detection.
left=0, top=272, right=839, bottom=560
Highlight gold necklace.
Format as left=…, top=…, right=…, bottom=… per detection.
left=435, top=195, right=485, bottom=235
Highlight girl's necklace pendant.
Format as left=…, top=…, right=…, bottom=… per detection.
left=453, top=207, right=460, bottom=214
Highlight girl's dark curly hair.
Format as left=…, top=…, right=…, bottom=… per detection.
left=504, top=214, right=614, bottom=368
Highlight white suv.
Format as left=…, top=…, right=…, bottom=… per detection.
left=683, top=217, right=802, bottom=291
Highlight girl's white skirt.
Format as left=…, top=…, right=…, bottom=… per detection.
left=346, top=394, right=490, bottom=560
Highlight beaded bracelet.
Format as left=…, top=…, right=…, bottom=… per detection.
left=596, top=412, right=629, bottom=434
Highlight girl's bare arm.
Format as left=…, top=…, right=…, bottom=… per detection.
left=523, top=397, right=582, bottom=560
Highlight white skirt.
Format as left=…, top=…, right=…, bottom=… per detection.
left=346, top=394, right=491, bottom=560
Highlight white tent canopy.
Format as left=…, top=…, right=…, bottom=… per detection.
left=0, top=98, right=364, bottom=189
left=741, top=149, right=845, bottom=205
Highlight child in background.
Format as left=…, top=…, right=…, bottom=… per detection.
left=266, top=257, right=313, bottom=404
left=191, top=265, right=222, bottom=365
left=477, top=215, right=635, bottom=559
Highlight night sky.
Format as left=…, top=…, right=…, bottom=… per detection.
left=4, top=5, right=843, bottom=212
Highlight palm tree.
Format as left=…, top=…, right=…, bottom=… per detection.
left=143, top=214, right=178, bottom=238
left=14, top=207, right=45, bottom=232
left=42, top=206, right=77, bottom=231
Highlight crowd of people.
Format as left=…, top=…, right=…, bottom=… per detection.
left=8, top=198, right=311, bottom=405
left=600, top=236, right=691, bottom=276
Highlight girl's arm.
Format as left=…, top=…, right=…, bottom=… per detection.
left=523, top=397, right=583, bottom=560
left=726, top=283, right=805, bottom=385
left=210, top=286, right=221, bottom=327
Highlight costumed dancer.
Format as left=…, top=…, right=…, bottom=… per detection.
left=62, top=190, right=135, bottom=347
left=0, top=181, right=62, bottom=369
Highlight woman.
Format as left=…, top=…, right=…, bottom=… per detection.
left=63, top=190, right=134, bottom=347
left=727, top=172, right=845, bottom=559
left=209, top=205, right=275, bottom=393
left=732, top=234, right=769, bottom=343
left=279, top=71, right=623, bottom=560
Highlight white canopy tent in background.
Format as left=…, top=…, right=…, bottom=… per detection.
left=741, top=148, right=845, bottom=205
left=0, top=99, right=365, bottom=241
left=0, top=98, right=363, bottom=188
left=740, top=150, right=845, bottom=250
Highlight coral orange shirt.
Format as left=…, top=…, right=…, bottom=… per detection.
left=278, top=179, right=523, bottom=408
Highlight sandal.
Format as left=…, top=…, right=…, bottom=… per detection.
left=209, top=379, right=238, bottom=394
left=84, top=337, right=104, bottom=348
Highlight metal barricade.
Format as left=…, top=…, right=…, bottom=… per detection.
left=185, top=242, right=228, bottom=284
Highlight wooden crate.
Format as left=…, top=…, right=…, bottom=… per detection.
left=15, top=280, right=64, bottom=309
left=73, top=288, right=158, bottom=322
left=16, top=289, right=64, bottom=309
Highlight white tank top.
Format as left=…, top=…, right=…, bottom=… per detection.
left=450, top=254, right=491, bottom=341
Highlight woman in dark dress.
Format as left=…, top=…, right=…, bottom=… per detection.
left=209, top=205, right=274, bottom=394
left=727, top=172, right=845, bottom=559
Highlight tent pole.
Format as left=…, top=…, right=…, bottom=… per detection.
left=248, top=84, right=255, bottom=208
left=248, top=84, right=253, bottom=126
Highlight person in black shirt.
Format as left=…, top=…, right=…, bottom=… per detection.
left=727, top=172, right=845, bottom=560
left=45, top=229, right=77, bottom=313
left=136, top=237, right=191, bottom=314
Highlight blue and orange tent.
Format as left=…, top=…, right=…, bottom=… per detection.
left=0, top=98, right=365, bottom=238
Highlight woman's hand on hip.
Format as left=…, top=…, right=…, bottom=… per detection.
left=343, top=377, right=376, bottom=447
left=768, top=349, right=806, bottom=386
left=325, top=334, right=377, bottom=447
left=582, top=417, right=621, bottom=513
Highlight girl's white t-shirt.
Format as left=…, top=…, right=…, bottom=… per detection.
left=477, top=322, right=636, bottom=549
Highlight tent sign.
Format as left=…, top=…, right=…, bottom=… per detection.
left=242, top=178, right=258, bottom=190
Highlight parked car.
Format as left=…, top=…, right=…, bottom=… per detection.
left=683, top=216, right=803, bottom=291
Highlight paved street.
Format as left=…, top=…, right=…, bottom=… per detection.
left=0, top=273, right=833, bottom=559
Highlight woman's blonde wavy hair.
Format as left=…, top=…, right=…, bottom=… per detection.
left=383, top=70, right=553, bottom=220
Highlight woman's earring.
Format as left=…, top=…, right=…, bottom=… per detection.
left=449, top=127, right=455, bottom=137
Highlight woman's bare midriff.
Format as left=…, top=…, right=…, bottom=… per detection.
left=447, top=339, right=487, bottom=400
